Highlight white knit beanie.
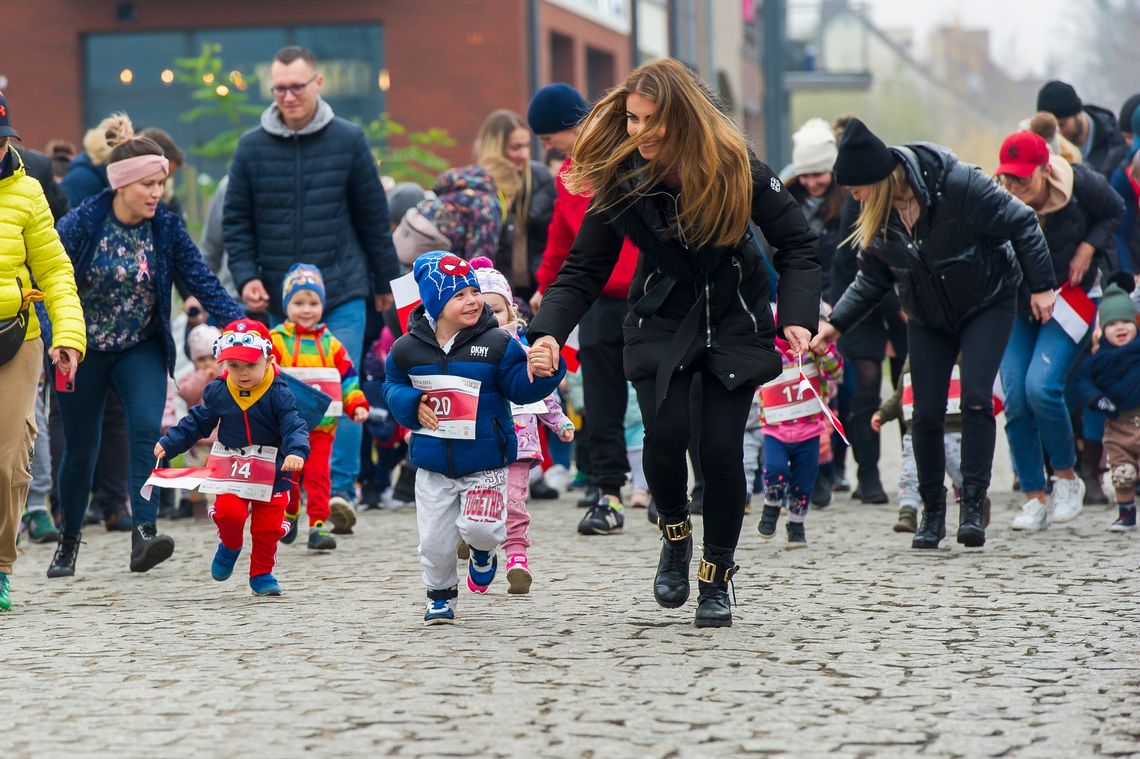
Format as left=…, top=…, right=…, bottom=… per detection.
left=791, top=118, right=839, bottom=177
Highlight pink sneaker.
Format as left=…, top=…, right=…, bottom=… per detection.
left=506, top=555, right=532, bottom=595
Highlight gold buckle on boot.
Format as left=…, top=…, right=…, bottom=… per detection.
left=658, top=516, right=692, bottom=542
left=697, top=558, right=738, bottom=584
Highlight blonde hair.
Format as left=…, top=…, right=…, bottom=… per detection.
left=846, top=164, right=908, bottom=250
left=479, top=155, right=522, bottom=206
left=82, top=112, right=134, bottom=166
left=566, top=58, right=752, bottom=249
left=475, top=110, right=533, bottom=229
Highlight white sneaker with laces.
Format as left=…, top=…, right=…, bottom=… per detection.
left=1050, top=477, right=1085, bottom=523
left=1010, top=497, right=1048, bottom=531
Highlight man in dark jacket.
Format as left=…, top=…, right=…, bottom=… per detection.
left=1037, top=80, right=1127, bottom=179
left=18, top=148, right=69, bottom=222
left=225, top=45, right=400, bottom=513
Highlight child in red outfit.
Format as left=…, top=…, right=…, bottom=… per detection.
left=270, top=264, right=369, bottom=550
left=156, top=319, right=309, bottom=596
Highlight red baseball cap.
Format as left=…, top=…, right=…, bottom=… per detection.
left=997, top=131, right=1050, bottom=178
left=214, top=319, right=272, bottom=363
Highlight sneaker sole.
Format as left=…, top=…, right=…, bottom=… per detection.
left=1109, top=525, right=1137, bottom=532
left=251, top=589, right=282, bottom=597
left=506, top=567, right=532, bottom=595
left=130, top=540, right=175, bottom=573
left=424, top=616, right=455, bottom=625
left=893, top=523, right=916, bottom=533
left=329, top=501, right=358, bottom=534
left=307, top=544, right=337, bottom=551
left=578, top=526, right=623, bottom=535
left=757, top=526, right=777, bottom=539
left=467, top=577, right=491, bottom=594
left=694, top=617, right=732, bottom=628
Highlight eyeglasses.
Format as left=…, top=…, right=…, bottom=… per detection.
left=271, top=75, right=317, bottom=98
left=999, top=173, right=1034, bottom=187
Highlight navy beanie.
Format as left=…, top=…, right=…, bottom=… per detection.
left=527, top=83, right=589, bottom=136
left=413, top=251, right=481, bottom=321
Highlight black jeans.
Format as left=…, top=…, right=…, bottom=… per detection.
left=633, top=359, right=755, bottom=550
left=578, top=296, right=630, bottom=493
left=907, top=297, right=1015, bottom=504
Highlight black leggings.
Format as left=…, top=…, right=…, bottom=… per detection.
left=907, top=297, right=1014, bottom=502
left=633, top=360, right=755, bottom=550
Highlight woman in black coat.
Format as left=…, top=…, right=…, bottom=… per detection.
left=813, top=119, right=1056, bottom=550
left=527, top=59, right=820, bottom=628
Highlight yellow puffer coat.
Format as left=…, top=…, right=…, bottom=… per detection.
left=0, top=149, right=85, bottom=355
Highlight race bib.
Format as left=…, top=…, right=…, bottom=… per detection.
left=760, top=364, right=823, bottom=423
left=510, top=399, right=548, bottom=416
left=199, top=442, right=278, bottom=502
left=411, top=374, right=481, bottom=439
left=282, top=366, right=343, bottom=417
left=901, top=368, right=961, bottom=422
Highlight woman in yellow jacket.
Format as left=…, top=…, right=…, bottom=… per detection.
left=0, top=93, right=86, bottom=612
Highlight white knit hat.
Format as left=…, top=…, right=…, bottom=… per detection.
left=791, top=118, right=838, bottom=177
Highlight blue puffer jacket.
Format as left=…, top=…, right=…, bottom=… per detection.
left=53, top=190, right=245, bottom=374
left=383, top=306, right=565, bottom=478
left=1075, top=337, right=1140, bottom=416
left=159, top=371, right=311, bottom=493
left=224, top=100, right=400, bottom=319
left=60, top=152, right=108, bottom=207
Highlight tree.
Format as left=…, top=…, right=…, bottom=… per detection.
left=358, top=116, right=455, bottom=189
left=173, top=43, right=262, bottom=162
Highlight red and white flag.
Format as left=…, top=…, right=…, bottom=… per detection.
left=561, top=325, right=581, bottom=373
left=796, top=355, right=848, bottom=445
left=1053, top=283, right=1096, bottom=344
left=992, top=374, right=1005, bottom=416
left=140, top=466, right=211, bottom=501
left=391, top=271, right=422, bottom=332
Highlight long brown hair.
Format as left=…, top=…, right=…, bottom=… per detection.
left=474, top=110, right=533, bottom=230
left=567, top=58, right=752, bottom=249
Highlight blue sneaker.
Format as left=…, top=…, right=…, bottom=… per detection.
left=250, top=573, right=282, bottom=596
left=1110, top=507, right=1137, bottom=532
left=0, top=572, right=10, bottom=612
left=211, top=544, right=242, bottom=581
left=466, top=548, right=497, bottom=593
left=424, top=587, right=458, bottom=625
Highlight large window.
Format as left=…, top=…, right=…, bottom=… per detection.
left=84, top=23, right=385, bottom=184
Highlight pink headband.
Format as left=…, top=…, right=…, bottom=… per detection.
left=107, top=155, right=170, bottom=190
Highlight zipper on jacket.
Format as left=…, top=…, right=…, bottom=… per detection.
left=731, top=258, right=758, bottom=332
left=638, top=270, right=658, bottom=328
left=704, top=275, right=712, bottom=347
left=294, top=136, right=302, bottom=262
left=440, top=350, right=456, bottom=477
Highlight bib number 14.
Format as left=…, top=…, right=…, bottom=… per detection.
left=230, top=461, right=253, bottom=480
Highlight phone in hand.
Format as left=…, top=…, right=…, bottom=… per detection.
left=55, top=364, right=75, bottom=393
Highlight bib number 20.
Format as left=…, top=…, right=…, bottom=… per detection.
left=427, top=394, right=452, bottom=417
left=230, top=461, right=253, bottom=480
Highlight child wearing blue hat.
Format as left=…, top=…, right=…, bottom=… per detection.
left=383, top=251, right=565, bottom=624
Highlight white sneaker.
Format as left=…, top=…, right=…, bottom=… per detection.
left=1050, top=477, right=1085, bottom=523
left=1011, top=497, right=1048, bottom=531
left=544, top=464, right=571, bottom=492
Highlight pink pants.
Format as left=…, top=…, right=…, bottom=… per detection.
left=502, top=460, right=532, bottom=558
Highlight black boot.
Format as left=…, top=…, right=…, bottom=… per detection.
left=130, top=523, right=175, bottom=573
left=47, top=532, right=82, bottom=578
left=912, top=488, right=946, bottom=550
left=1080, top=440, right=1109, bottom=505
left=956, top=485, right=987, bottom=547
left=694, top=544, right=738, bottom=628
left=654, top=515, right=693, bottom=608
left=856, top=467, right=889, bottom=504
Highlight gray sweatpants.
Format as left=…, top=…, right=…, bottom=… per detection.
left=26, top=386, right=52, bottom=512
left=416, top=467, right=509, bottom=591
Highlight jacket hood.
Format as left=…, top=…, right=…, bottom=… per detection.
left=432, top=165, right=496, bottom=197
left=260, top=97, right=336, bottom=137
left=1038, top=153, right=1075, bottom=217
left=891, top=143, right=957, bottom=213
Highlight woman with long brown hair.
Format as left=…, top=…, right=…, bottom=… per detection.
left=527, top=59, right=820, bottom=628
left=474, top=110, right=555, bottom=300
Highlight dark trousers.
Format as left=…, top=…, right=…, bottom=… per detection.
left=57, top=336, right=168, bottom=534
left=907, top=297, right=1014, bottom=503
left=633, top=359, right=755, bottom=550
left=577, top=296, right=629, bottom=493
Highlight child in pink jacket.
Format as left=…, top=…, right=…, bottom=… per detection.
left=471, top=257, right=574, bottom=594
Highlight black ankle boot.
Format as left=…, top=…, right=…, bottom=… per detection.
left=956, top=485, right=987, bottom=547
left=47, top=532, right=82, bottom=578
left=130, top=523, right=175, bottom=573
left=654, top=515, right=692, bottom=608
left=694, top=544, right=738, bottom=628
left=912, top=489, right=947, bottom=549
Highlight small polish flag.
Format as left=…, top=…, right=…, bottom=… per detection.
left=1053, top=283, right=1096, bottom=344
left=796, top=355, right=847, bottom=445
left=391, top=272, right=422, bottom=332
left=140, top=467, right=211, bottom=501
left=992, top=374, right=1005, bottom=416
left=561, top=325, right=581, bottom=373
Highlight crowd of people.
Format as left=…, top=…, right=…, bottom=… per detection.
left=1, top=47, right=1137, bottom=628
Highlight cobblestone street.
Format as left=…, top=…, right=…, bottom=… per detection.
left=6, top=434, right=1139, bottom=758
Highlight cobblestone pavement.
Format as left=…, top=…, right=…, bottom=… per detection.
left=5, top=430, right=1139, bottom=758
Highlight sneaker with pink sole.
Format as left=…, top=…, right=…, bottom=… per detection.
left=506, top=555, right=533, bottom=595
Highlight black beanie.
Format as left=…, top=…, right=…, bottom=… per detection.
left=1037, top=80, right=1082, bottom=119
left=833, top=118, right=897, bottom=186
left=527, top=83, right=589, bottom=136
left=1120, top=93, right=1140, bottom=134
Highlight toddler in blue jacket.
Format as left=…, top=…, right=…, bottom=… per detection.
left=383, top=251, right=565, bottom=624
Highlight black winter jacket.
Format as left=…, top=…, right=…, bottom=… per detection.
left=493, top=159, right=556, bottom=293
left=789, top=179, right=843, bottom=301
left=1083, top=105, right=1128, bottom=180
left=830, top=144, right=1054, bottom=334
left=224, top=101, right=400, bottom=319
left=529, top=157, right=820, bottom=409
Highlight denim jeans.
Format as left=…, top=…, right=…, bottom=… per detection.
left=1000, top=309, right=1094, bottom=494
left=322, top=298, right=366, bottom=498
left=57, top=335, right=168, bottom=534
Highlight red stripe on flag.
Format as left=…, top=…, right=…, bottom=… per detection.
left=1058, top=283, right=1096, bottom=325
left=391, top=272, right=422, bottom=332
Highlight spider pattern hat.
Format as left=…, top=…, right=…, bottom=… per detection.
left=413, top=251, right=481, bottom=320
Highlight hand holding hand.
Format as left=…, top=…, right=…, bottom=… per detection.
left=526, top=336, right=559, bottom=381
left=870, top=412, right=883, bottom=433
left=783, top=325, right=812, bottom=356
left=809, top=322, right=840, bottom=355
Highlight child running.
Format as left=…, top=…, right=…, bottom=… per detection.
left=383, top=251, right=565, bottom=624
left=470, top=256, right=574, bottom=594
left=156, top=319, right=309, bottom=596
left=270, top=264, right=369, bottom=549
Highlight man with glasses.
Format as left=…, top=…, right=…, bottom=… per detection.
left=225, top=46, right=399, bottom=526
